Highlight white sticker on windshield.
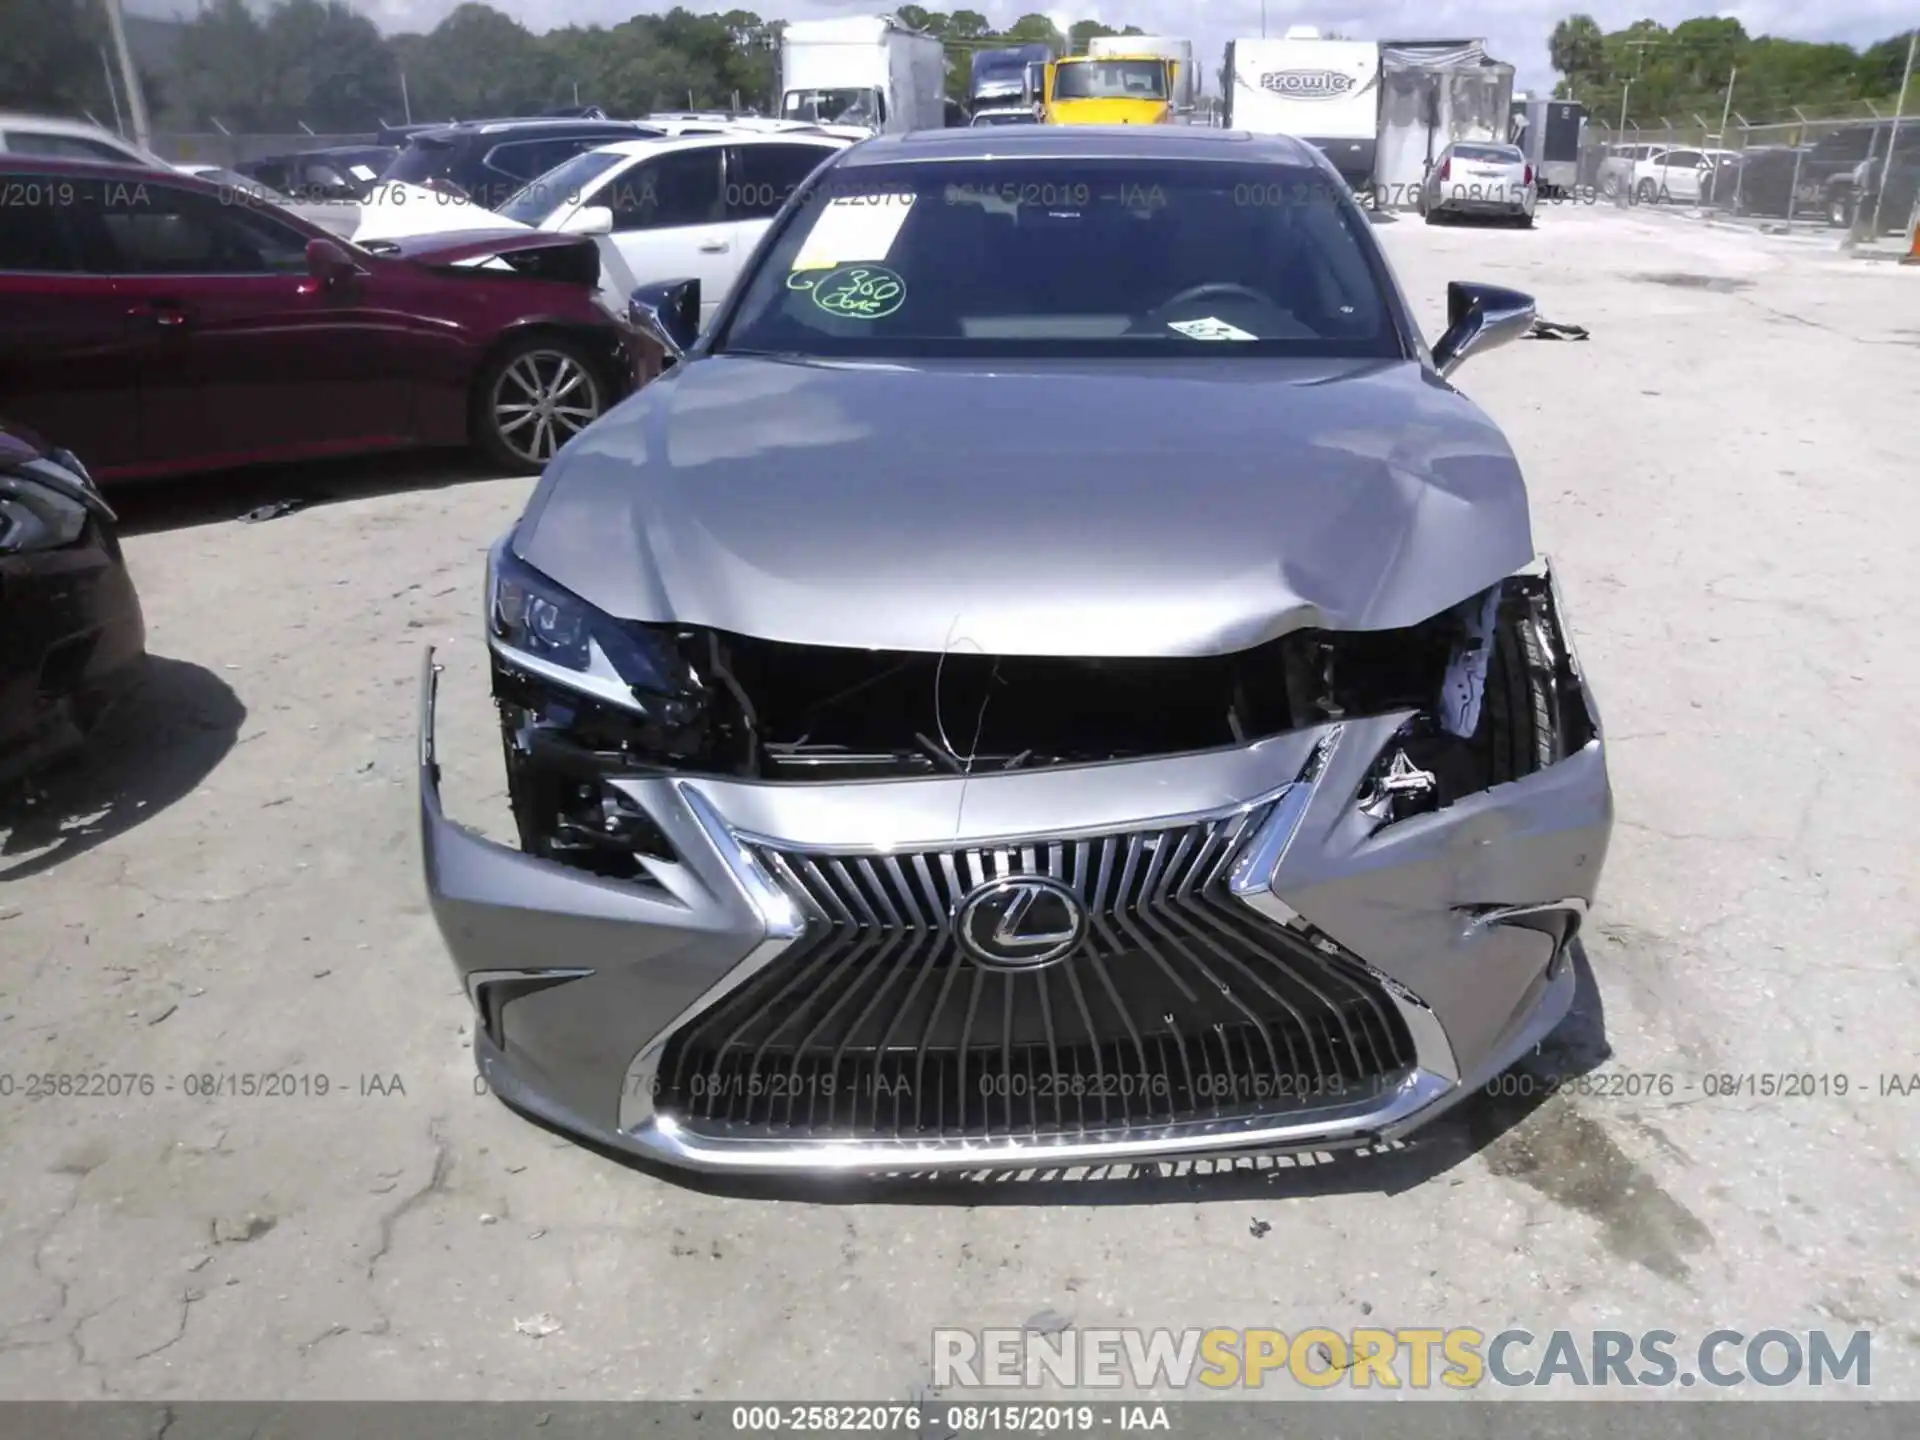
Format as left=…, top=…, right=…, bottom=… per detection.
left=1167, top=317, right=1257, bottom=341
left=350, top=164, right=378, bottom=181
left=791, top=194, right=916, bottom=272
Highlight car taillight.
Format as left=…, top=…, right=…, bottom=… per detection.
left=1439, top=158, right=1451, bottom=180
left=1524, top=164, right=1533, bottom=186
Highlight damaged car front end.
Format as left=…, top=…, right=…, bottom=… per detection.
left=420, top=129, right=1612, bottom=1177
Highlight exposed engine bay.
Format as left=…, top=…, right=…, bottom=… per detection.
left=492, top=574, right=1595, bottom=878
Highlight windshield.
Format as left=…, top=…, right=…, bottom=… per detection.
left=383, top=135, right=460, bottom=193
left=783, top=89, right=880, bottom=125
left=715, top=158, right=1402, bottom=361
left=1052, top=60, right=1168, bottom=101
left=1453, top=144, right=1522, bottom=164
left=497, top=148, right=628, bottom=226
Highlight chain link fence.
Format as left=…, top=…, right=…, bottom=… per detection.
left=1579, top=109, right=1920, bottom=248
left=148, top=132, right=380, bottom=167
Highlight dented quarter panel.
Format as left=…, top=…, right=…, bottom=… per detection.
left=513, top=353, right=1534, bottom=657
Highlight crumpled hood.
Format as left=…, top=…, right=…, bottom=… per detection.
left=514, top=355, right=1535, bottom=657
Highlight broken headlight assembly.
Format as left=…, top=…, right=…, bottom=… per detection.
left=0, top=454, right=111, bottom=555
left=487, top=541, right=722, bottom=877
left=1355, top=572, right=1597, bottom=831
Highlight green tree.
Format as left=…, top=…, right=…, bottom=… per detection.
left=258, top=0, right=398, bottom=131
left=1548, top=14, right=1605, bottom=88
left=0, top=0, right=103, bottom=114
left=404, top=4, right=554, bottom=119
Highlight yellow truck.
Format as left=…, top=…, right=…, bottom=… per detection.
left=1040, top=53, right=1178, bottom=125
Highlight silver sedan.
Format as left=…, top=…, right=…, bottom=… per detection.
left=1420, top=140, right=1538, bottom=227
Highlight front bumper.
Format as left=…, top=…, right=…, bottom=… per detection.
left=421, top=567, right=1611, bottom=1178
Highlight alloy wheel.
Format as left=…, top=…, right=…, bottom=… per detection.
left=491, top=350, right=603, bottom=466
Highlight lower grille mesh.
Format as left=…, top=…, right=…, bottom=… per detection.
left=654, top=803, right=1417, bottom=1142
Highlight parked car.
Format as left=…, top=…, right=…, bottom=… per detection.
left=0, top=111, right=168, bottom=168
left=1596, top=141, right=1660, bottom=198
left=174, top=163, right=360, bottom=238
left=1418, top=140, right=1536, bottom=226
left=233, top=145, right=397, bottom=203
left=355, top=118, right=664, bottom=240
left=421, top=126, right=1611, bottom=1177
left=0, top=423, right=145, bottom=786
left=1724, top=144, right=1813, bottom=218
left=1795, top=123, right=1899, bottom=227
left=1630, top=146, right=1737, bottom=205
left=971, top=106, right=1041, bottom=125
left=0, top=157, right=645, bottom=478
left=490, top=132, right=850, bottom=325
left=1850, top=129, right=1920, bottom=234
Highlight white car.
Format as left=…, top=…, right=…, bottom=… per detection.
left=0, top=111, right=168, bottom=168
left=1418, top=139, right=1537, bottom=226
left=174, top=163, right=361, bottom=237
left=1630, top=146, right=1739, bottom=205
left=360, top=132, right=851, bottom=326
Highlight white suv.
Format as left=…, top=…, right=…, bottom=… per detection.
left=0, top=112, right=169, bottom=168
left=490, top=132, right=851, bottom=324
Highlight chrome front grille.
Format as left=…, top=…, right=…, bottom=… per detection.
left=652, top=803, right=1417, bottom=1143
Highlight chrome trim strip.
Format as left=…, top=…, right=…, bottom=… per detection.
left=465, top=967, right=593, bottom=1009
left=721, top=781, right=1300, bottom=858
left=617, top=783, right=807, bottom=1131
left=629, top=1071, right=1453, bottom=1173
left=1463, top=895, right=1590, bottom=950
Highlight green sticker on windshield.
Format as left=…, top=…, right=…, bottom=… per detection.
left=808, top=264, right=906, bottom=320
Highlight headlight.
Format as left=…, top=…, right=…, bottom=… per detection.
left=0, top=467, right=93, bottom=554
left=487, top=539, right=706, bottom=721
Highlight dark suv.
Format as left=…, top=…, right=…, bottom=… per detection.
left=380, top=118, right=663, bottom=211
left=1796, top=123, right=1920, bottom=228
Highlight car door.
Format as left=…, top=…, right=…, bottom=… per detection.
left=602, top=146, right=733, bottom=325
left=1659, top=149, right=1704, bottom=202
left=721, top=142, right=840, bottom=303
left=102, top=178, right=415, bottom=470
left=0, top=170, right=144, bottom=471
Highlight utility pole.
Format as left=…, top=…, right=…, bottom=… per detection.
left=400, top=70, right=413, bottom=124
left=1619, top=76, right=1633, bottom=132
left=101, top=0, right=151, bottom=153
left=99, top=44, right=125, bottom=136
left=1870, top=29, right=1917, bottom=238
left=1717, top=66, right=1735, bottom=145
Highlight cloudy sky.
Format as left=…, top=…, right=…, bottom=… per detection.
left=131, top=0, right=1914, bottom=95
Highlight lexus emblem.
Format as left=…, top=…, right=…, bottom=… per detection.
left=954, top=875, right=1088, bottom=971
left=1260, top=69, right=1356, bottom=100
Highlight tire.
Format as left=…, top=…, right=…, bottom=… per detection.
left=472, top=333, right=609, bottom=472
left=1635, top=178, right=1659, bottom=205
left=1827, top=190, right=1852, bottom=228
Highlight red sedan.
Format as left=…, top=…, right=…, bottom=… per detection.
left=0, top=156, right=642, bottom=482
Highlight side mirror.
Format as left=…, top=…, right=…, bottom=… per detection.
left=559, top=205, right=613, bottom=236
left=628, top=278, right=701, bottom=363
left=1430, top=281, right=1535, bottom=378
left=305, top=236, right=357, bottom=289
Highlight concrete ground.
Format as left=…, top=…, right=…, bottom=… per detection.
left=1, top=201, right=1916, bottom=1402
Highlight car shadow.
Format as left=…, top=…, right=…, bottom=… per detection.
left=515, top=943, right=1611, bottom=1205
left=0, top=656, right=245, bottom=883
left=111, top=449, right=522, bottom=537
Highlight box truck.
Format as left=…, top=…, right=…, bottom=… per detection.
left=1085, top=35, right=1195, bottom=117
left=1222, top=33, right=1382, bottom=189
left=1042, top=53, right=1178, bottom=125
left=779, top=15, right=947, bottom=137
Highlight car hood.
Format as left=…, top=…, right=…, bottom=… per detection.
left=514, top=355, right=1535, bottom=658
left=353, top=182, right=525, bottom=243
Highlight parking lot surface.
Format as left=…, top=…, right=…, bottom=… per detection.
left=2, top=203, right=1917, bottom=1400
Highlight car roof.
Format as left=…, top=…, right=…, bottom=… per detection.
left=843, top=127, right=1323, bottom=167
left=410, top=118, right=656, bottom=141
left=593, top=131, right=852, bottom=159
left=0, top=111, right=133, bottom=140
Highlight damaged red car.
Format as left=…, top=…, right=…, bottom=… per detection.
left=0, top=156, right=642, bottom=480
